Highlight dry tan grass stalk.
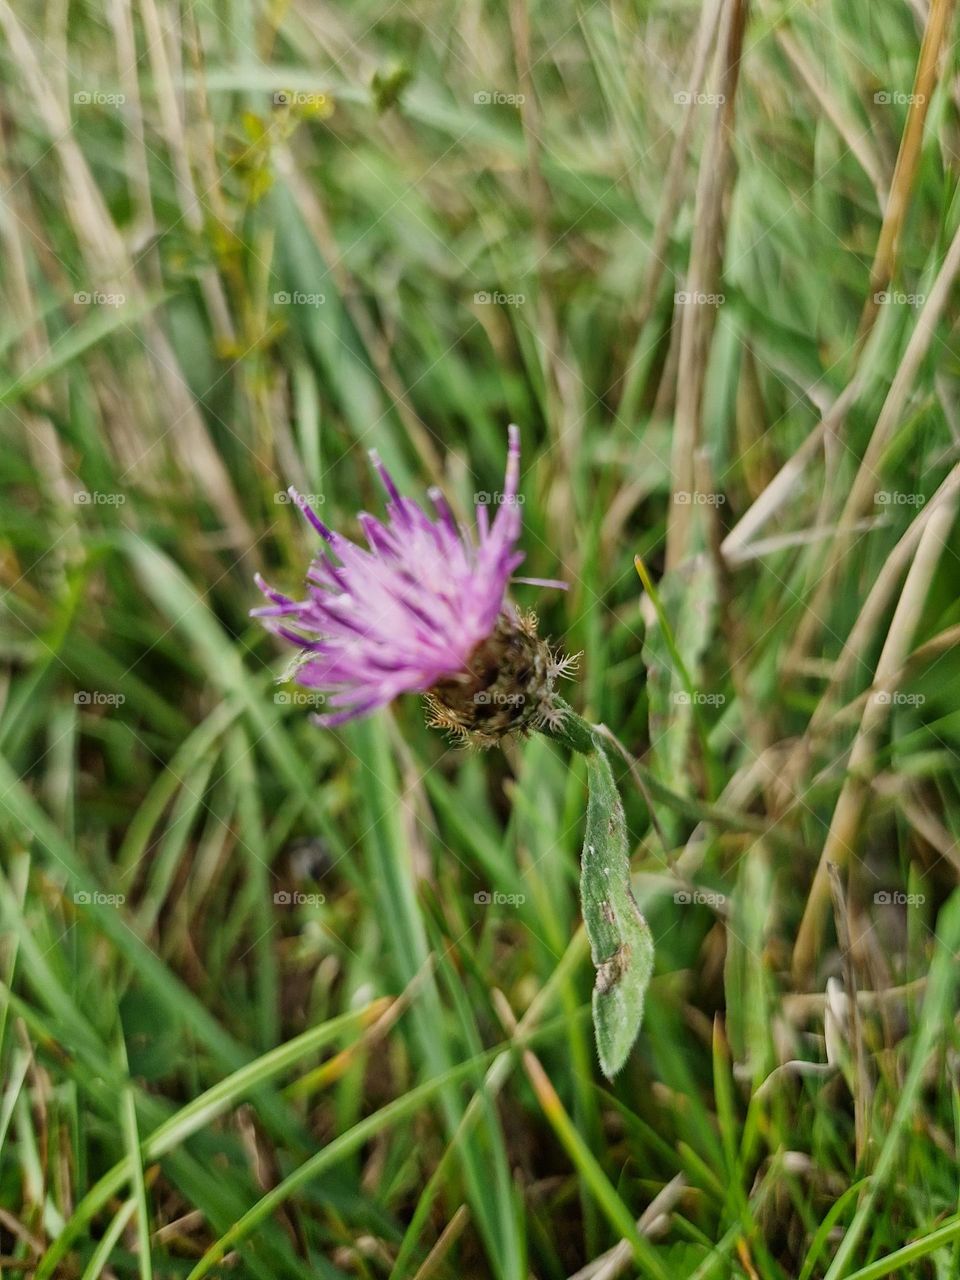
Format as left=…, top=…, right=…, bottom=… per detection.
left=858, top=0, right=957, bottom=342
left=0, top=146, right=79, bottom=535
left=792, top=490, right=960, bottom=982
left=721, top=372, right=865, bottom=560
left=509, top=0, right=568, bottom=447
left=633, top=0, right=724, bottom=332
left=138, top=0, right=236, bottom=345
left=568, top=1175, right=687, bottom=1280
left=665, top=0, right=749, bottom=568
left=410, top=1205, right=471, bottom=1280
left=872, top=775, right=960, bottom=875
left=776, top=462, right=960, bottom=807
left=783, top=977, right=927, bottom=1021
left=827, top=863, right=872, bottom=1164
left=107, top=0, right=155, bottom=243
left=0, top=0, right=252, bottom=545
left=735, top=347, right=780, bottom=501
left=776, top=27, right=888, bottom=209
left=786, top=218, right=960, bottom=670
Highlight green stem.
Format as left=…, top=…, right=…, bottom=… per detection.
left=540, top=697, right=608, bottom=756
left=544, top=699, right=806, bottom=856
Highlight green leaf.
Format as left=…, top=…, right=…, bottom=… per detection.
left=581, top=739, right=654, bottom=1079
left=539, top=702, right=655, bottom=1078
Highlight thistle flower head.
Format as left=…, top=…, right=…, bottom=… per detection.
left=253, top=426, right=577, bottom=742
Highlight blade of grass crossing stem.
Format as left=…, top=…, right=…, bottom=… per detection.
left=431, top=939, right=526, bottom=1271
left=159, top=1146, right=314, bottom=1280
left=388, top=933, right=591, bottom=1280
left=117, top=1034, right=153, bottom=1280
left=798, top=1181, right=874, bottom=1280
left=422, top=765, right=524, bottom=893
left=712, top=1019, right=777, bottom=1276
left=642, top=998, right=726, bottom=1170
left=122, top=536, right=353, bottom=872
left=183, top=1027, right=569, bottom=1279
left=347, top=714, right=523, bottom=1280
left=116, top=701, right=240, bottom=879
left=842, top=1216, right=960, bottom=1280
left=133, top=748, right=217, bottom=934
left=824, top=890, right=960, bottom=1278
left=519, top=1047, right=671, bottom=1280
left=0, top=868, right=106, bottom=1063
left=0, top=758, right=268, bottom=1076
left=0, top=851, right=29, bottom=1066
left=79, top=1198, right=138, bottom=1280
left=225, top=726, right=279, bottom=1051
left=0, top=1050, right=29, bottom=1160
left=34, top=1002, right=381, bottom=1279
left=688, top=1221, right=746, bottom=1280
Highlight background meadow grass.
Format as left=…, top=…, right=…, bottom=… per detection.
left=4, top=0, right=960, bottom=1275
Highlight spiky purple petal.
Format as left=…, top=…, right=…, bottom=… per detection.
left=255, top=428, right=535, bottom=725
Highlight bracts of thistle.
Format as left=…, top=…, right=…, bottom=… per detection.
left=253, top=426, right=651, bottom=1079
left=252, top=425, right=579, bottom=746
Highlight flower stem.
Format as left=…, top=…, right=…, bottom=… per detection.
left=539, top=697, right=606, bottom=756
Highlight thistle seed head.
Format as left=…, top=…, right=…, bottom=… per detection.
left=424, top=609, right=580, bottom=748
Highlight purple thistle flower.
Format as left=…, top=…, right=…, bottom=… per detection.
left=253, top=426, right=578, bottom=741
